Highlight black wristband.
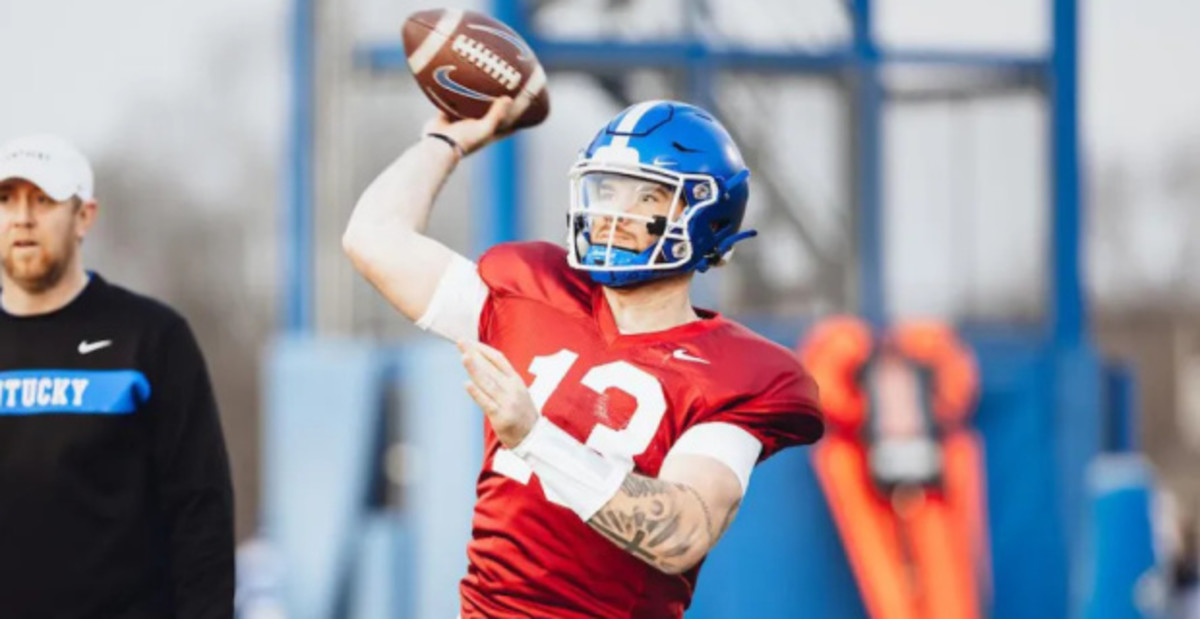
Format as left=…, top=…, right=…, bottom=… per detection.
left=425, top=132, right=466, bottom=160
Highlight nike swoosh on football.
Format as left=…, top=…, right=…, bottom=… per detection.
left=672, top=349, right=709, bottom=364
left=78, top=340, right=113, bottom=355
left=433, top=65, right=496, bottom=102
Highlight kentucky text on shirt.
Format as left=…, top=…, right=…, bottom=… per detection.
left=0, top=370, right=150, bottom=415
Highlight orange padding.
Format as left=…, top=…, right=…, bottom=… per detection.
left=799, top=317, right=873, bottom=431
left=942, top=429, right=992, bottom=605
left=798, top=317, right=980, bottom=431
left=889, top=322, right=979, bottom=427
left=814, top=434, right=987, bottom=619
left=801, top=318, right=989, bottom=617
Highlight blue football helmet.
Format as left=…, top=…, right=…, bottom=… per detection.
left=566, top=100, right=756, bottom=288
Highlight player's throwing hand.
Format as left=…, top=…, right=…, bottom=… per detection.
left=422, top=97, right=515, bottom=158
left=458, top=339, right=538, bottom=448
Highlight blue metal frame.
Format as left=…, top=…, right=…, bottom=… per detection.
left=851, top=0, right=885, bottom=326
left=1052, top=0, right=1085, bottom=348
left=283, top=0, right=315, bottom=334
left=471, top=139, right=524, bottom=256
left=469, top=0, right=530, bottom=255
left=361, top=43, right=1046, bottom=75
left=1104, top=363, right=1140, bottom=452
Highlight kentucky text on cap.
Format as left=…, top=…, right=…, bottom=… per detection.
left=0, top=135, right=94, bottom=202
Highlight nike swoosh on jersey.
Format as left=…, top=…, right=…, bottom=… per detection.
left=78, top=340, right=112, bottom=355
left=671, top=348, right=710, bottom=364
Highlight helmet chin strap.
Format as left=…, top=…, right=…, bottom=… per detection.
left=696, top=229, right=758, bottom=272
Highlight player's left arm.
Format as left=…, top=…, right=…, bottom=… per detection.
left=585, top=454, right=746, bottom=575
left=460, top=340, right=759, bottom=575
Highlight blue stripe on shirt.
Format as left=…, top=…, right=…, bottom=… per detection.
left=0, top=370, right=151, bottom=415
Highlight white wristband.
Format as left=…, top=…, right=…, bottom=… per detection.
left=512, top=417, right=627, bottom=521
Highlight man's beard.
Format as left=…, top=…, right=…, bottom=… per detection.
left=2, top=241, right=74, bottom=294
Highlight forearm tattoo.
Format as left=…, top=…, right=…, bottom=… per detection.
left=587, top=474, right=724, bottom=574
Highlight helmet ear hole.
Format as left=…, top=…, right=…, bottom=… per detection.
left=710, top=218, right=730, bottom=234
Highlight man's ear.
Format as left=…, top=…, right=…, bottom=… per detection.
left=75, top=198, right=99, bottom=241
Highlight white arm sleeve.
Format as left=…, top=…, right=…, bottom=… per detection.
left=662, top=422, right=764, bottom=495
left=414, top=254, right=489, bottom=342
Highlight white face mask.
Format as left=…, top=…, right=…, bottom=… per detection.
left=566, top=162, right=719, bottom=274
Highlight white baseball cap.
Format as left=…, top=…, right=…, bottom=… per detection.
left=0, top=134, right=94, bottom=202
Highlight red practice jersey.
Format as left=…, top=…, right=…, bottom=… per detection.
left=450, top=242, right=823, bottom=619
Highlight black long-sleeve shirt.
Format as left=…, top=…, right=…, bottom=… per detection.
left=0, top=274, right=234, bottom=618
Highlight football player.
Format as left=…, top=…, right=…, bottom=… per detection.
left=343, top=97, right=823, bottom=618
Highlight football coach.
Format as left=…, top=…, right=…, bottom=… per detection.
left=0, top=134, right=234, bottom=618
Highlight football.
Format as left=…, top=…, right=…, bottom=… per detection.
left=402, top=8, right=550, bottom=130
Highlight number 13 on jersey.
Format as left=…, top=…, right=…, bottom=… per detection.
left=491, top=350, right=667, bottom=506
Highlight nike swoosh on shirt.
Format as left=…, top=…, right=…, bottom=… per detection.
left=78, top=340, right=113, bottom=355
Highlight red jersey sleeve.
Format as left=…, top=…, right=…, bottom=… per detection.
left=701, top=350, right=824, bottom=461
left=476, top=241, right=591, bottom=302
left=475, top=241, right=595, bottom=344
left=415, top=242, right=583, bottom=344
